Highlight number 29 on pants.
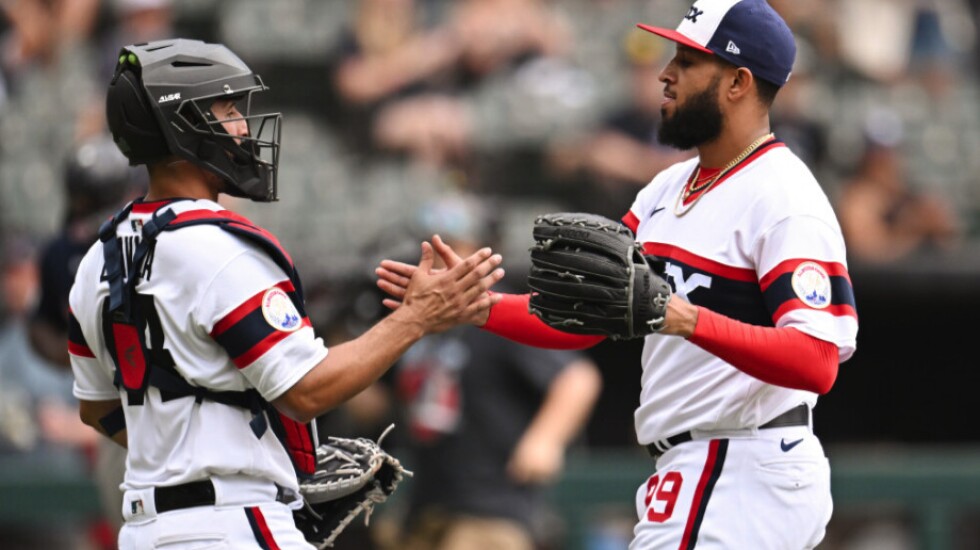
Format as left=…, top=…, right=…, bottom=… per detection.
left=644, top=471, right=684, bottom=522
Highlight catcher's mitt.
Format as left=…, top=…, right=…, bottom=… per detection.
left=528, top=212, right=672, bottom=340
left=293, top=425, right=411, bottom=549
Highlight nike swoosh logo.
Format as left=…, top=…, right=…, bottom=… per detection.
left=780, top=438, right=804, bottom=452
left=650, top=206, right=665, bottom=216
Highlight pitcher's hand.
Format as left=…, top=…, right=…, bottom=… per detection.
left=395, top=239, right=504, bottom=333
left=378, top=235, right=499, bottom=326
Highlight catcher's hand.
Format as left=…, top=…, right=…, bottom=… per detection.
left=528, top=212, right=671, bottom=340
left=294, top=425, right=411, bottom=549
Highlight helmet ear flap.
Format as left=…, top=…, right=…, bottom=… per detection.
left=197, top=139, right=218, bottom=161
left=106, top=68, right=170, bottom=164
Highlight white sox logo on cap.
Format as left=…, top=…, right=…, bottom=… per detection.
left=637, top=0, right=797, bottom=86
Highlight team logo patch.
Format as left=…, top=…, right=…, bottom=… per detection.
left=791, top=262, right=831, bottom=309
left=261, top=287, right=302, bottom=332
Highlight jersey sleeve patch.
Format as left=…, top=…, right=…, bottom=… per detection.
left=791, top=262, right=832, bottom=309
left=211, top=281, right=312, bottom=369
left=761, top=259, right=857, bottom=323
left=67, top=309, right=95, bottom=358
left=261, top=287, right=303, bottom=332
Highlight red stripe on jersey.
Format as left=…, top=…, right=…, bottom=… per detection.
left=131, top=200, right=184, bottom=214
left=168, top=209, right=235, bottom=223
left=759, top=258, right=851, bottom=291
left=642, top=243, right=757, bottom=282
left=622, top=210, right=640, bottom=233
left=68, top=341, right=95, bottom=358
left=129, top=206, right=296, bottom=267
left=170, top=210, right=293, bottom=264
left=211, top=281, right=297, bottom=338
left=772, top=301, right=858, bottom=322
left=681, top=140, right=785, bottom=206
left=231, top=317, right=312, bottom=369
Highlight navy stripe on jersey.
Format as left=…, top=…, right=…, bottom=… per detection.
left=214, top=308, right=277, bottom=360
left=759, top=258, right=858, bottom=323
left=645, top=244, right=772, bottom=327
left=764, top=272, right=856, bottom=319
left=67, top=310, right=95, bottom=358
left=211, top=282, right=310, bottom=369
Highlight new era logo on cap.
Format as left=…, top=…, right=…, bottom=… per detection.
left=637, top=0, right=796, bottom=86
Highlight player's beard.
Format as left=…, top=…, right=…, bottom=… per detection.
left=658, top=75, right=724, bottom=150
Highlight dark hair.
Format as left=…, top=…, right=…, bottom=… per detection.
left=755, top=78, right=780, bottom=107
left=715, top=57, right=780, bottom=107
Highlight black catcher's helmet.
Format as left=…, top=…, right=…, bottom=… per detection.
left=105, top=39, right=281, bottom=202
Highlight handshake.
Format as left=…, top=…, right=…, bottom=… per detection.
left=375, top=212, right=672, bottom=340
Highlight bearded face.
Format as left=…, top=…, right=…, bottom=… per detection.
left=657, top=74, right=725, bottom=150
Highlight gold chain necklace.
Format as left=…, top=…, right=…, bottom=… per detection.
left=674, top=133, right=775, bottom=217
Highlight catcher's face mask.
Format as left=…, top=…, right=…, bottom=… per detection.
left=106, top=39, right=282, bottom=202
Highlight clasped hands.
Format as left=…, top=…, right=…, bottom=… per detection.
left=387, top=236, right=504, bottom=333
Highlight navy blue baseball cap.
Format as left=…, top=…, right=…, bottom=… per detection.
left=637, top=0, right=796, bottom=87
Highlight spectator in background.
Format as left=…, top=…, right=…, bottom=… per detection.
left=0, top=238, right=43, bottom=453
left=836, top=110, right=962, bottom=264
left=378, top=195, right=602, bottom=550
left=25, top=134, right=145, bottom=545
left=547, top=27, right=692, bottom=218
left=1, top=0, right=104, bottom=237
left=330, top=0, right=464, bottom=155
left=98, top=0, right=175, bottom=82
left=449, top=0, right=572, bottom=84
left=0, top=0, right=99, bottom=78
left=369, top=0, right=580, bottom=172
left=827, top=0, right=980, bottom=214
left=0, top=234, right=102, bottom=549
left=768, top=35, right=830, bottom=173
left=29, top=134, right=145, bottom=367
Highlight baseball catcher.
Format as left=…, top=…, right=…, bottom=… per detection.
left=294, top=425, right=412, bottom=548
left=528, top=213, right=671, bottom=339
left=70, top=38, right=502, bottom=550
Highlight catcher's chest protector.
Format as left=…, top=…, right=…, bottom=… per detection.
left=98, top=202, right=316, bottom=477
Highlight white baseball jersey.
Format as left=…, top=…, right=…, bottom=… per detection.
left=623, top=140, right=858, bottom=445
left=69, top=198, right=328, bottom=494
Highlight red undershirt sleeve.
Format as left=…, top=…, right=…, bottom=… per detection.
left=481, top=293, right=605, bottom=350
left=688, top=307, right=839, bottom=394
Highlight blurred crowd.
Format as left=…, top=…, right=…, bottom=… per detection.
left=2, top=0, right=980, bottom=549
left=3, top=0, right=980, bottom=277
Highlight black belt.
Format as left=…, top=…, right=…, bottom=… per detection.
left=154, top=479, right=290, bottom=514
left=645, top=404, right=810, bottom=459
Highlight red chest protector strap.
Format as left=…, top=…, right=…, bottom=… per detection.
left=98, top=202, right=316, bottom=477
